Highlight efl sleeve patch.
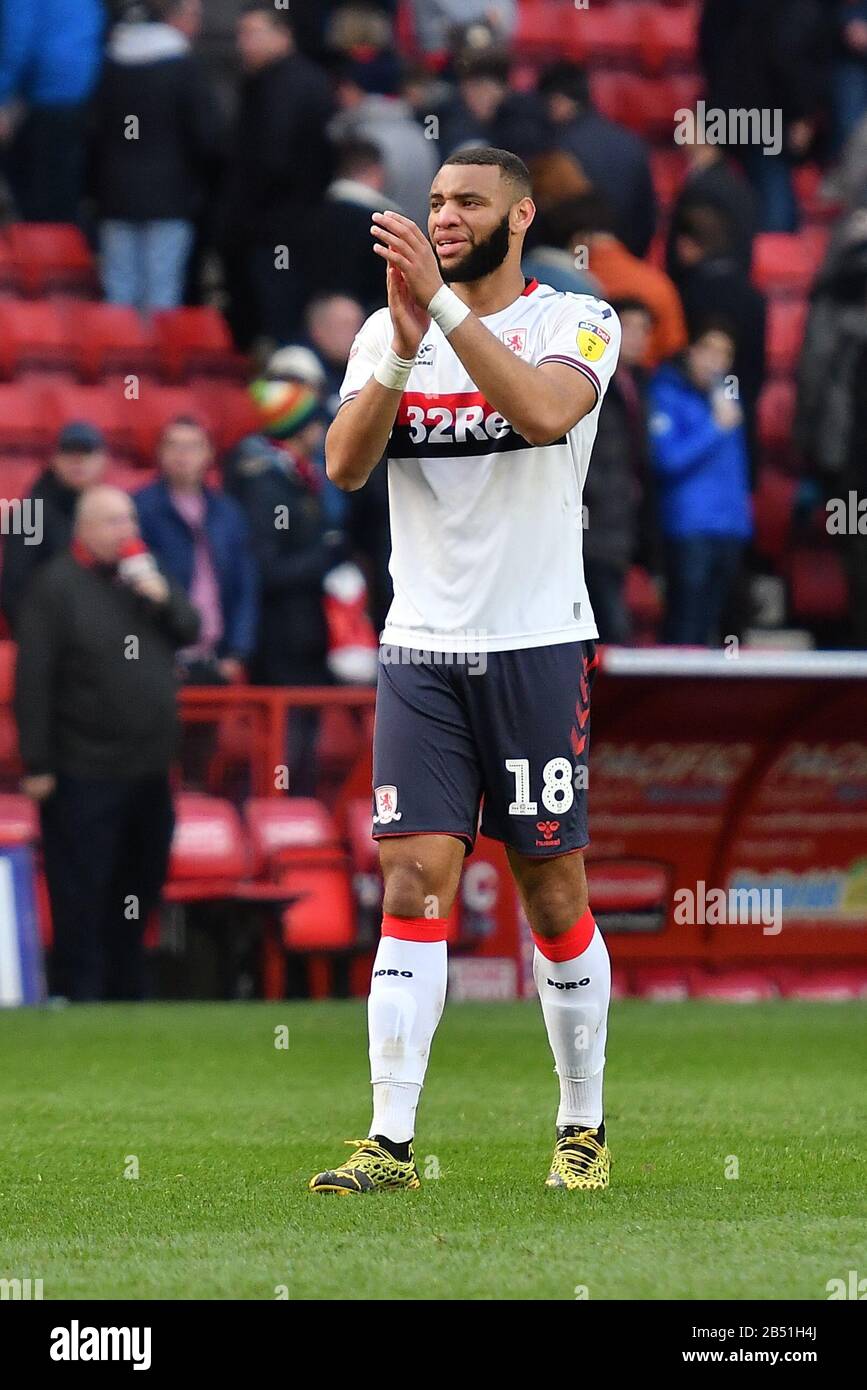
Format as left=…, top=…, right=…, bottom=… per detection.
left=536, top=298, right=622, bottom=407
left=576, top=321, right=611, bottom=362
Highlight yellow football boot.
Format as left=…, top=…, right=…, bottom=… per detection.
left=545, top=1124, right=611, bottom=1190
left=309, top=1138, right=421, bottom=1195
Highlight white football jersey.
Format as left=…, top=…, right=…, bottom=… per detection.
left=338, top=278, right=621, bottom=653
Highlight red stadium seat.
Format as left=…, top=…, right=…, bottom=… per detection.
left=190, top=379, right=260, bottom=453
left=280, top=863, right=355, bottom=950
left=792, top=163, right=840, bottom=224
left=638, top=74, right=704, bottom=139
left=517, top=4, right=642, bottom=65
left=752, top=468, right=797, bottom=561
left=0, top=640, right=16, bottom=702
left=0, top=383, right=55, bottom=454
left=515, top=2, right=568, bottom=56
left=240, top=797, right=355, bottom=950
left=589, top=71, right=638, bottom=126
left=0, top=792, right=38, bottom=846
left=41, top=382, right=135, bottom=460
left=0, top=458, right=43, bottom=500
left=6, top=223, right=97, bottom=296
left=0, top=641, right=21, bottom=776
left=752, top=233, right=815, bottom=295
left=639, top=5, right=698, bottom=74
left=243, top=797, right=341, bottom=876
left=165, top=792, right=248, bottom=900
left=0, top=300, right=73, bottom=378
left=0, top=708, right=19, bottom=772
left=152, top=308, right=244, bottom=381
left=574, top=6, right=642, bottom=65
left=71, top=303, right=159, bottom=383
left=591, top=73, right=702, bottom=139
left=757, top=380, right=796, bottom=455
left=766, top=298, right=807, bottom=376
left=786, top=547, right=849, bottom=622
left=346, top=797, right=378, bottom=874
left=0, top=234, right=19, bottom=293
left=125, top=384, right=216, bottom=464
left=344, top=798, right=381, bottom=937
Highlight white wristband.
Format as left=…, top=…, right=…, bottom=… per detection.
left=373, top=347, right=416, bottom=391
left=427, top=284, right=471, bottom=337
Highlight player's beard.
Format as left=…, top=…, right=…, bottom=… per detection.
left=436, top=212, right=512, bottom=284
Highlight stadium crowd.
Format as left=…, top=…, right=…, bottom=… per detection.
left=2, top=0, right=867, bottom=999
left=1, top=0, right=867, bottom=651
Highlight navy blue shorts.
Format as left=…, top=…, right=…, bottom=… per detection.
left=372, top=640, right=598, bottom=856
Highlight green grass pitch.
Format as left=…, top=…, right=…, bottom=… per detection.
left=1, top=999, right=865, bottom=1300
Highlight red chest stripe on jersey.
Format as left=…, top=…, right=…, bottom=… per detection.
left=391, top=390, right=551, bottom=456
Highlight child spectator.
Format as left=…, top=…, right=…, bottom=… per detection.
left=648, top=321, right=753, bottom=646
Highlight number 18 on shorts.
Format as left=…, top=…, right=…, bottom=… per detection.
left=372, top=639, right=599, bottom=856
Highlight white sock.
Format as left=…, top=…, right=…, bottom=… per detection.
left=368, top=932, right=447, bottom=1144
left=533, top=925, right=611, bottom=1129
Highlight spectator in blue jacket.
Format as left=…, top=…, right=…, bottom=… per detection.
left=648, top=321, right=753, bottom=646
left=832, top=1, right=867, bottom=151
left=135, top=417, right=258, bottom=683
left=0, top=0, right=104, bottom=221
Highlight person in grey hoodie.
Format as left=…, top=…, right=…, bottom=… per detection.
left=329, top=61, right=438, bottom=230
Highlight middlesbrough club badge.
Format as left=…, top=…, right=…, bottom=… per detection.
left=374, top=784, right=402, bottom=825
left=500, top=327, right=527, bottom=356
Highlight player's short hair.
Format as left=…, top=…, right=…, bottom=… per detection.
left=673, top=201, right=734, bottom=259
left=440, top=147, right=532, bottom=201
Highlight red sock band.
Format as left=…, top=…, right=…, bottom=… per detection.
left=381, top=913, right=449, bottom=943
left=531, top=907, right=596, bottom=962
